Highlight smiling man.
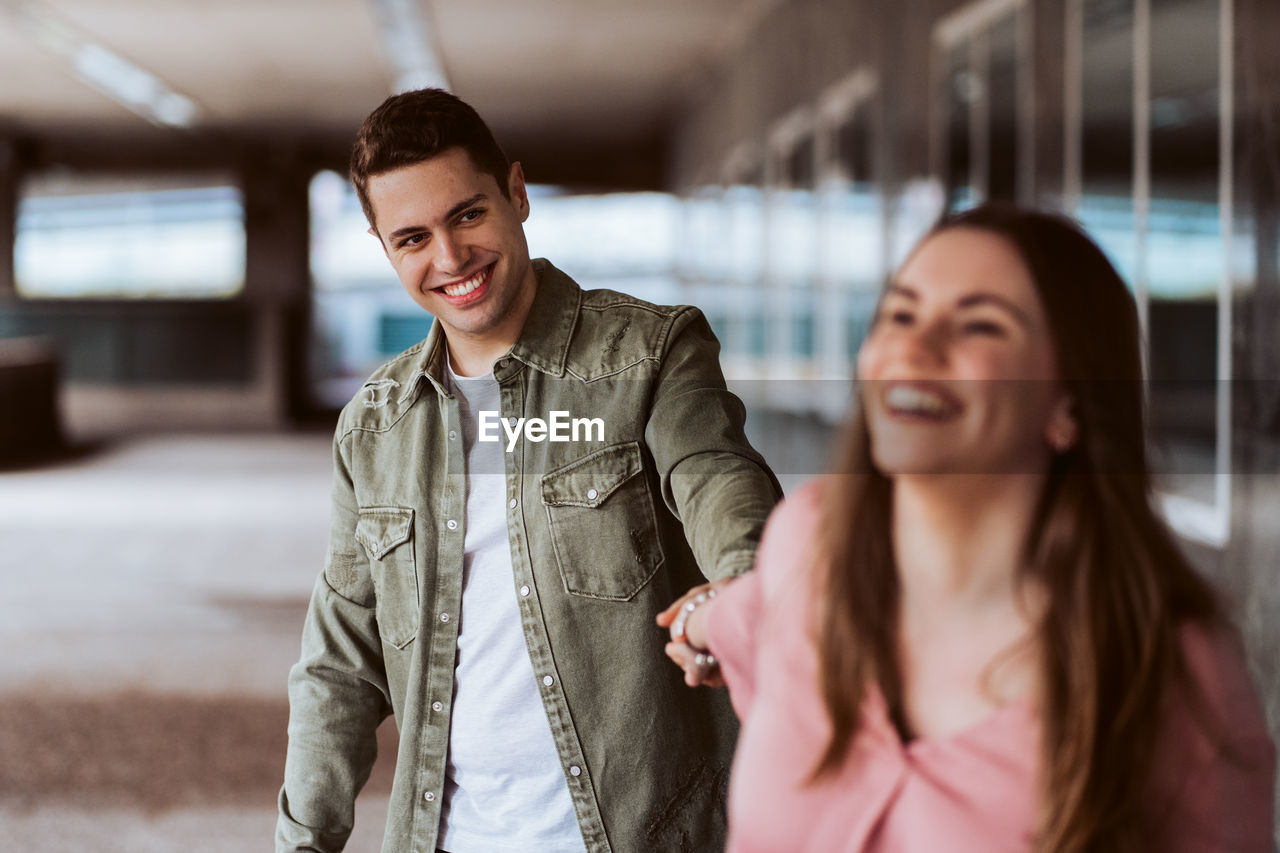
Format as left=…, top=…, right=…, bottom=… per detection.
left=276, top=89, right=781, bottom=853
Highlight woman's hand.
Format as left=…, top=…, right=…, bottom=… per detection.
left=657, top=579, right=736, bottom=687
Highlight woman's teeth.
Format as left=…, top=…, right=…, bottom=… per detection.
left=885, top=385, right=955, bottom=416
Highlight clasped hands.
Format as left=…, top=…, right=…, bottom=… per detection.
left=656, top=578, right=737, bottom=688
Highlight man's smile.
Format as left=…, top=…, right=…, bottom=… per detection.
left=432, top=262, right=495, bottom=305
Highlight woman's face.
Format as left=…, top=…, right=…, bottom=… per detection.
left=857, top=227, right=1075, bottom=477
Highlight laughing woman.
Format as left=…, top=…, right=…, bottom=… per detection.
left=660, top=205, right=1275, bottom=852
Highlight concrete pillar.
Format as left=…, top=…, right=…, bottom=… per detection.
left=0, top=136, right=18, bottom=303
left=241, top=148, right=315, bottom=425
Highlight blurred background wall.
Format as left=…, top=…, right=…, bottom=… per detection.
left=1, top=0, right=1277, bottom=849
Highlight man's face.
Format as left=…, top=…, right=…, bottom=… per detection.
left=367, top=147, right=535, bottom=352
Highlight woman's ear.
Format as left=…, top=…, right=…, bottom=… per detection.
left=1045, top=394, right=1078, bottom=453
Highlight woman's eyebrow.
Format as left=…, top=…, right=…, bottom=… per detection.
left=957, top=292, right=1031, bottom=326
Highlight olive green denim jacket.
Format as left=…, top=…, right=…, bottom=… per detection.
left=277, top=260, right=781, bottom=853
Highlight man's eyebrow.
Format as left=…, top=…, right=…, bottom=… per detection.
left=446, top=193, right=488, bottom=221
left=385, top=193, right=489, bottom=243
left=386, top=223, right=425, bottom=243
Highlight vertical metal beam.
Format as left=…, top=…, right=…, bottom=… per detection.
left=971, top=29, right=990, bottom=202
left=0, top=136, right=18, bottom=302
left=1017, top=0, right=1036, bottom=206
left=1062, top=0, right=1083, bottom=211
left=1133, top=0, right=1151, bottom=336
left=1216, top=0, right=1235, bottom=537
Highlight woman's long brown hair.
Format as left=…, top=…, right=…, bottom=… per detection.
left=815, top=205, right=1221, bottom=851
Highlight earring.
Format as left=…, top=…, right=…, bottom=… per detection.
left=1048, top=430, right=1075, bottom=453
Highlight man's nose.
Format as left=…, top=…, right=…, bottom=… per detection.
left=433, top=231, right=470, bottom=274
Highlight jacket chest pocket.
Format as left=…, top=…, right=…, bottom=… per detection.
left=355, top=506, right=419, bottom=649
left=540, top=441, right=663, bottom=600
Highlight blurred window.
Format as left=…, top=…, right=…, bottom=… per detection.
left=1067, top=0, right=1231, bottom=545
left=987, top=14, right=1019, bottom=202
left=1145, top=0, right=1227, bottom=539
left=680, top=183, right=727, bottom=285
left=1076, top=0, right=1138, bottom=283
left=15, top=173, right=245, bottom=299
left=721, top=171, right=768, bottom=364
left=943, top=42, right=975, bottom=210
left=817, top=71, right=882, bottom=378
left=935, top=0, right=1031, bottom=212
left=767, top=114, right=819, bottom=365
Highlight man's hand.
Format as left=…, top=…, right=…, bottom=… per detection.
left=656, top=579, right=737, bottom=687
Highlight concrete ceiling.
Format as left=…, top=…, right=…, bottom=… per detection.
left=0, top=0, right=782, bottom=182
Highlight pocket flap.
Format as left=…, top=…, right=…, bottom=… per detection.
left=541, top=441, right=644, bottom=508
left=355, top=506, right=414, bottom=559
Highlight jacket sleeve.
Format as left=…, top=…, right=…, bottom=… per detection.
left=644, top=306, right=783, bottom=580
left=276, top=428, right=393, bottom=853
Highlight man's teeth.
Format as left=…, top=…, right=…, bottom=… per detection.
left=885, top=385, right=954, bottom=415
left=442, top=267, right=487, bottom=297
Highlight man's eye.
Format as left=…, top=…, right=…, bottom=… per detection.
left=459, top=208, right=484, bottom=222
left=400, top=234, right=426, bottom=248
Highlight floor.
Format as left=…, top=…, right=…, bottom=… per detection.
left=0, top=434, right=395, bottom=852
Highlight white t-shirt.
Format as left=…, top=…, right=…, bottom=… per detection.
left=438, top=359, right=586, bottom=853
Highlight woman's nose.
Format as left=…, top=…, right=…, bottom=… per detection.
left=895, top=319, right=949, bottom=366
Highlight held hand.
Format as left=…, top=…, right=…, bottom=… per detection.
left=657, top=579, right=736, bottom=687
left=663, top=639, right=726, bottom=688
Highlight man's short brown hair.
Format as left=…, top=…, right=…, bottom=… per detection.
left=350, top=88, right=511, bottom=231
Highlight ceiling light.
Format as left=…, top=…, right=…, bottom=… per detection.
left=368, top=0, right=449, bottom=93
left=3, top=0, right=202, bottom=128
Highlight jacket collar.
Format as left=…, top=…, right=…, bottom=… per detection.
left=507, top=258, right=579, bottom=379
left=414, top=258, right=579, bottom=398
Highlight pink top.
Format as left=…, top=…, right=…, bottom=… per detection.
left=704, top=482, right=1276, bottom=853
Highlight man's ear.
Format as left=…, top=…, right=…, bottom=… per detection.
left=508, top=161, right=530, bottom=222
left=369, top=226, right=390, bottom=258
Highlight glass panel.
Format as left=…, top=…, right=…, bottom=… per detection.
left=309, top=170, right=416, bottom=407
left=788, top=136, right=817, bottom=191
left=820, top=105, right=881, bottom=363
left=836, top=108, right=873, bottom=187
left=944, top=42, right=975, bottom=211
left=680, top=185, right=724, bottom=284
left=1146, top=0, right=1221, bottom=505
left=987, top=14, right=1019, bottom=201
left=723, top=169, right=767, bottom=361
left=1078, top=0, right=1138, bottom=285
left=769, top=134, right=819, bottom=361
left=791, top=289, right=815, bottom=358
left=15, top=173, right=245, bottom=299
left=681, top=185, right=729, bottom=351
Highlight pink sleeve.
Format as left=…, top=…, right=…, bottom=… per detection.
left=1153, top=624, right=1276, bottom=852
left=704, top=481, right=826, bottom=721
left=703, top=566, right=763, bottom=719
